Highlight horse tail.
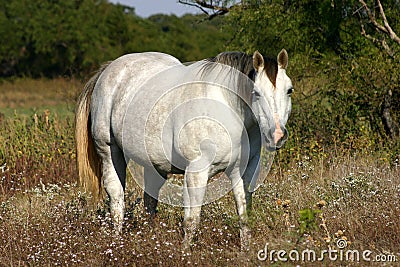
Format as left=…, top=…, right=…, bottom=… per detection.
left=75, top=63, right=110, bottom=201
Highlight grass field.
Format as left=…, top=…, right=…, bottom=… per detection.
left=1, top=79, right=399, bottom=266
left=0, top=78, right=80, bottom=118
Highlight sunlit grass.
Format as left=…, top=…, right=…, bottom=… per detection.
left=1, top=155, right=399, bottom=266
left=0, top=78, right=81, bottom=118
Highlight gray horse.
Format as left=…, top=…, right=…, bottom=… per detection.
left=75, top=50, right=293, bottom=249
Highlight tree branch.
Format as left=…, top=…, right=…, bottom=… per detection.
left=360, top=21, right=393, bottom=56
left=359, top=0, right=387, bottom=34
left=376, top=0, right=400, bottom=45
left=178, top=0, right=210, bottom=15
left=178, top=0, right=238, bottom=19
left=192, top=0, right=231, bottom=12
left=358, top=0, right=400, bottom=46
left=356, top=1, right=399, bottom=140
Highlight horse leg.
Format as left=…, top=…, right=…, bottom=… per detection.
left=96, top=142, right=127, bottom=234
left=229, top=169, right=251, bottom=251
left=143, top=167, right=166, bottom=216
left=243, top=156, right=260, bottom=212
left=183, top=168, right=208, bottom=249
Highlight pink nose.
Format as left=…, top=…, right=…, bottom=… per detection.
left=273, top=113, right=284, bottom=144
left=274, top=128, right=284, bottom=144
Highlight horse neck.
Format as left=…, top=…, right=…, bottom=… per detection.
left=242, top=103, right=258, bottom=130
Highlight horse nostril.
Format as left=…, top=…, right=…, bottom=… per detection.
left=283, top=128, right=288, bottom=139
left=276, top=128, right=288, bottom=148
left=266, top=127, right=288, bottom=151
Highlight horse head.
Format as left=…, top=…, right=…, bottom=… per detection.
left=252, top=49, right=293, bottom=151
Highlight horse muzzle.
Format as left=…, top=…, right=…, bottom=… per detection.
left=265, top=124, right=288, bottom=151
left=272, top=112, right=289, bottom=149
left=275, top=126, right=288, bottom=149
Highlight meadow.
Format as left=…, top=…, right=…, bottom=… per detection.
left=0, top=79, right=399, bottom=266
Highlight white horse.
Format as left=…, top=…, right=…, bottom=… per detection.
left=75, top=50, right=293, bottom=249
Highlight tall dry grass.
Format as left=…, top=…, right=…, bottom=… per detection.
left=1, top=153, right=399, bottom=266
left=0, top=110, right=76, bottom=197
left=0, top=78, right=80, bottom=196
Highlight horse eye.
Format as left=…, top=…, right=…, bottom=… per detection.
left=287, top=87, right=294, bottom=95
left=252, top=90, right=261, bottom=98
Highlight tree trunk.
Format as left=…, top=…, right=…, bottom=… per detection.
left=382, top=89, right=399, bottom=139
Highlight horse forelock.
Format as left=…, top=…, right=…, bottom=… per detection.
left=262, top=56, right=278, bottom=88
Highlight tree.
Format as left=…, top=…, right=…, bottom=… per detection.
left=356, top=0, right=400, bottom=57
left=354, top=0, right=400, bottom=139
left=178, top=0, right=236, bottom=19
left=0, top=0, right=228, bottom=77
left=0, top=0, right=133, bottom=76
left=179, top=0, right=354, bottom=55
left=178, top=0, right=400, bottom=150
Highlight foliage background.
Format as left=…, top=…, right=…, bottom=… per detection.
left=0, top=0, right=229, bottom=76
left=1, top=0, right=399, bottom=159
left=223, top=0, right=400, bottom=162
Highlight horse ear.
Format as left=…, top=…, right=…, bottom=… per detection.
left=277, top=49, right=288, bottom=69
left=253, top=51, right=264, bottom=71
